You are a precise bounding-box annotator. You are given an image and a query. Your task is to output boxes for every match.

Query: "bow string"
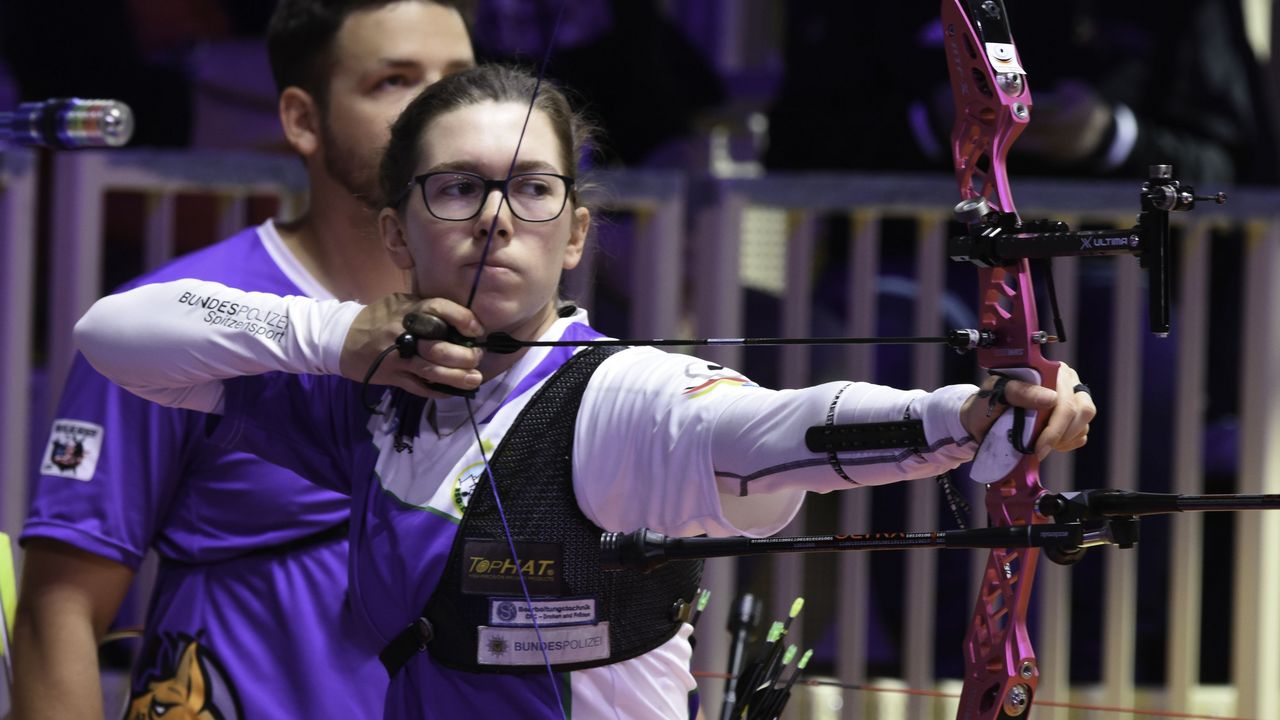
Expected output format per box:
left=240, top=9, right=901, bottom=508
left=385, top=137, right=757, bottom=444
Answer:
left=455, top=2, right=573, bottom=716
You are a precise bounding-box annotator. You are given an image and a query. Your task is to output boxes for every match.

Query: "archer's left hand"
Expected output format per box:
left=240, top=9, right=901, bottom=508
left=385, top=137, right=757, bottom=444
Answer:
left=959, top=363, right=1096, bottom=459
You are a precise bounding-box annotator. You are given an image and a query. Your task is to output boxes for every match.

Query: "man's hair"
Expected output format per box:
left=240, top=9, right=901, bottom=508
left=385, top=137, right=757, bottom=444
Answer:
left=266, top=0, right=470, bottom=105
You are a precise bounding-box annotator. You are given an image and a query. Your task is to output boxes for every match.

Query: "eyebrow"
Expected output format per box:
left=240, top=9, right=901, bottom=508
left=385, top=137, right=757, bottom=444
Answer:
left=373, top=58, right=422, bottom=71
left=423, top=159, right=564, bottom=176
left=372, top=57, right=474, bottom=73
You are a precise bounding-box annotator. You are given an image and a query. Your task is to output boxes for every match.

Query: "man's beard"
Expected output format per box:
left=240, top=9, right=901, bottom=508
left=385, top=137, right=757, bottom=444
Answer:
left=320, top=121, right=380, bottom=207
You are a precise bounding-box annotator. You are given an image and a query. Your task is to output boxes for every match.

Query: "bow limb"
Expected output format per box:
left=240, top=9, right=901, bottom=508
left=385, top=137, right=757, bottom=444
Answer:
left=942, top=1, right=1057, bottom=718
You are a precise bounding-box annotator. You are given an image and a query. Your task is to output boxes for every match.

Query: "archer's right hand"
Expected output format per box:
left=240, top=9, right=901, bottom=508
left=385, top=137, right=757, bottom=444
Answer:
left=340, top=294, right=486, bottom=397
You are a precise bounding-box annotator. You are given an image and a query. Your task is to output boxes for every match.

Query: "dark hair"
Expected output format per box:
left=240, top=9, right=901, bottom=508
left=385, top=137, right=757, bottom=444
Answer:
left=379, top=64, right=596, bottom=211
left=266, top=0, right=470, bottom=105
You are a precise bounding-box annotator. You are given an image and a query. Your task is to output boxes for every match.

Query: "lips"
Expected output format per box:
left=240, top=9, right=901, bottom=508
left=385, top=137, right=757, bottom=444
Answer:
left=463, top=258, right=516, bottom=273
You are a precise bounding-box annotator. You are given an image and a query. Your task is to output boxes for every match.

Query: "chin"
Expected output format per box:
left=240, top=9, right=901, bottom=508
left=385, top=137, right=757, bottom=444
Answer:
left=412, top=279, right=469, bottom=305
left=477, top=304, right=544, bottom=338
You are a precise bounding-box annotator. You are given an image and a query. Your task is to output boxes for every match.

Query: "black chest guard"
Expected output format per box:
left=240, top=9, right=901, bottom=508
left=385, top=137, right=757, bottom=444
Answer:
left=381, top=345, right=703, bottom=676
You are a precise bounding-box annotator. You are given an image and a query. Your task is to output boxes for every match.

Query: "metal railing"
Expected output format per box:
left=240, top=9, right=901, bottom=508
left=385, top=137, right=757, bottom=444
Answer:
left=13, top=151, right=1280, bottom=718
left=690, top=173, right=1280, bottom=719
left=45, top=150, right=310, bottom=403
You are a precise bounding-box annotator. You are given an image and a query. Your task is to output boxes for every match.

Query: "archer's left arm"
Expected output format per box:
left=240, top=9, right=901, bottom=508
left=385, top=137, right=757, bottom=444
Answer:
left=572, top=349, right=1093, bottom=538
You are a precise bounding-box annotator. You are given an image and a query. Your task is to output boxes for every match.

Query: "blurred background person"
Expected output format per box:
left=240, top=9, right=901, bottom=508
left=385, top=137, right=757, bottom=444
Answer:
left=9, top=1, right=474, bottom=718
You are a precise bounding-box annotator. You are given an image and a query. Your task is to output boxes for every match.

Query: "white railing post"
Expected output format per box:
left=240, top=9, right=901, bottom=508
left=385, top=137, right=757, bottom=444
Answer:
left=772, top=210, right=815, bottom=645
left=0, top=148, right=38, bottom=542
left=215, top=193, right=248, bottom=242
left=143, top=192, right=177, bottom=272
left=1101, top=247, right=1144, bottom=713
left=838, top=210, right=880, bottom=720
left=1232, top=218, right=1280, bottom=720
left=609, top=170, right=685, bottom=338
left=1166, top=222, right=1212, bottom=711
left=905, top=214, right=945, bottom=719
left=1036, top=249, right=1080, bottom=720
left=689, top=180, right=744, bottom=717
left=694, top=183, right=744, bottom=370
left=48, top=152, right=108, bottom=402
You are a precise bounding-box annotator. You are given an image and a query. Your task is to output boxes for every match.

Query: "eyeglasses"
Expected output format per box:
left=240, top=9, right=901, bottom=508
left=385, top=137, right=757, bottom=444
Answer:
left=397, top=171, right=575, bottom=223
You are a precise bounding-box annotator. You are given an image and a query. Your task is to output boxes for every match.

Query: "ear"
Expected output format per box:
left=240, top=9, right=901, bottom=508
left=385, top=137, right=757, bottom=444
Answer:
left=380, top=207, right=416, bottom=270
left=174, top=642, right=209, bottom=709
left=279, top=86, right=321, bottom=158
left=562, top=206, right=590, bottom=271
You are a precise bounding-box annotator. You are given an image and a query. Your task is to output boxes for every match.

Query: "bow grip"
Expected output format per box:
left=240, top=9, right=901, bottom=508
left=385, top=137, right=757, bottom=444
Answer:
left=969, top=367, right=1041, bottom=484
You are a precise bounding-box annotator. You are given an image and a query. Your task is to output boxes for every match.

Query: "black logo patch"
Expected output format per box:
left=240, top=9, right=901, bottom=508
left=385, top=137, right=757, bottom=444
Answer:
left=462, top=540, right=565, bottom=596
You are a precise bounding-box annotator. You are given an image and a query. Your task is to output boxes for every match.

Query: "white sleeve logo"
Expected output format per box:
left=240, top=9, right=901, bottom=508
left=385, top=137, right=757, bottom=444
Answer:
left=41, top=419, right=105, bottom=481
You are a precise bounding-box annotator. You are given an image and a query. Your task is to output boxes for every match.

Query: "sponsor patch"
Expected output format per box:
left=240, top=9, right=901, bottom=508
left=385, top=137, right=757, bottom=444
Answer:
left=477, top=622, right=610, bottom=666
left=488, top=598, right=597, bottom=627
left=177, top=290, right=290, bottom=344
left=462, top=540, right=564, bottom=596
left=41, top=419, right=104, bottom=481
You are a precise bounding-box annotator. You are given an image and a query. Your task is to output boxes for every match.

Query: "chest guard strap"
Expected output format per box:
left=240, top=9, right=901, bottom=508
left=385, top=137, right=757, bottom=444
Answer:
left=381, top=346, right=703, bottom=676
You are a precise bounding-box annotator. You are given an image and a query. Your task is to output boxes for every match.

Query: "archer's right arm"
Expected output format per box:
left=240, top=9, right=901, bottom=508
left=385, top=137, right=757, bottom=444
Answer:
left=73, top=279, right=359, bottom=412
left=74, top=279, right=484, bottom=409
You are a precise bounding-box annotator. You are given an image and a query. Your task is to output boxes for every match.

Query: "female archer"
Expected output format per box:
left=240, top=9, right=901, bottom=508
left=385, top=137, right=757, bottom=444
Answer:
left=75, top=64, right=1094, bottom=718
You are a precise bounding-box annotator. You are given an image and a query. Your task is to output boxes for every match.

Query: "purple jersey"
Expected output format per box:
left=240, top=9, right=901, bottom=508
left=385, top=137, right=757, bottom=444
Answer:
left=24, top=222, right=385, bottom=719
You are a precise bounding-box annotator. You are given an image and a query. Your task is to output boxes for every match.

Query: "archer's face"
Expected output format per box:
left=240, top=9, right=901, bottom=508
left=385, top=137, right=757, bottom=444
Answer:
left=381, top=101, right=590, bottom=341
left=318, top=1, right=474, bottom=202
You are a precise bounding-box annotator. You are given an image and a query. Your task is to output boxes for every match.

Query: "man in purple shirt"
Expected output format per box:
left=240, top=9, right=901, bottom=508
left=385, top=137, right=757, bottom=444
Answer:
left=12, top=2, right=474, bottom=718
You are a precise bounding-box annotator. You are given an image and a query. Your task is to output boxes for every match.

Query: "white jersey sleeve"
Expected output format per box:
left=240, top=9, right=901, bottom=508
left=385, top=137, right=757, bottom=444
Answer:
left=74, top=279, right=361, bottom=413
left=573, top=347, right=978, bottom=538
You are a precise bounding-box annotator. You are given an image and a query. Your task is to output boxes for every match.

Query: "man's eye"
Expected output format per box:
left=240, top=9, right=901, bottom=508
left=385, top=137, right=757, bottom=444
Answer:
left=374, top=75, right=411, bottom=91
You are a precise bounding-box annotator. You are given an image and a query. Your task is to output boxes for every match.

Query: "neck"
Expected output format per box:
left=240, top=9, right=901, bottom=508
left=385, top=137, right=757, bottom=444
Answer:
left=276, top=174, right=407, bottom=302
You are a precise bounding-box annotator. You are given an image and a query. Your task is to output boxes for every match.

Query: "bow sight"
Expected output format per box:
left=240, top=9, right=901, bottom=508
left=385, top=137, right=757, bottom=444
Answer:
left=948, top=164, right=1227, bottom=337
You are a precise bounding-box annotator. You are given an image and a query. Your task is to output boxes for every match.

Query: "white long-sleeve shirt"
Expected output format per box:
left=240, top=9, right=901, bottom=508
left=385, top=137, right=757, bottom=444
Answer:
left=75, top=278, right=981, bottom=537
left=75, top=278, right=981, bottom=719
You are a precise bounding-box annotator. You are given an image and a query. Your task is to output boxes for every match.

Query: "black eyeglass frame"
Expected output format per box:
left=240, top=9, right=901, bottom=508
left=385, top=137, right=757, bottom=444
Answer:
left=393, top=171, right=577, bottom=223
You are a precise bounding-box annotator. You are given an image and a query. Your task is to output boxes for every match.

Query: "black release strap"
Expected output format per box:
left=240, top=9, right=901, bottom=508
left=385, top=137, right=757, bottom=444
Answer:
left=804, top=420, right=928, bottom=453
left=380, top=617, right=435, bottom=675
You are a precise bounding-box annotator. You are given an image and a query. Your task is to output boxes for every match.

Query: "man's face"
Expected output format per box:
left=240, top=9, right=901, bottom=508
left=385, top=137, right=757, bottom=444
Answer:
left=319, top=1, right=474, bottom=204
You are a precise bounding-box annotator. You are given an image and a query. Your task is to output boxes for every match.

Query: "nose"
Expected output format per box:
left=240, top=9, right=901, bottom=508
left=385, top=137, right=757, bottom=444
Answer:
left=474, top=188, right=512, bottom=240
